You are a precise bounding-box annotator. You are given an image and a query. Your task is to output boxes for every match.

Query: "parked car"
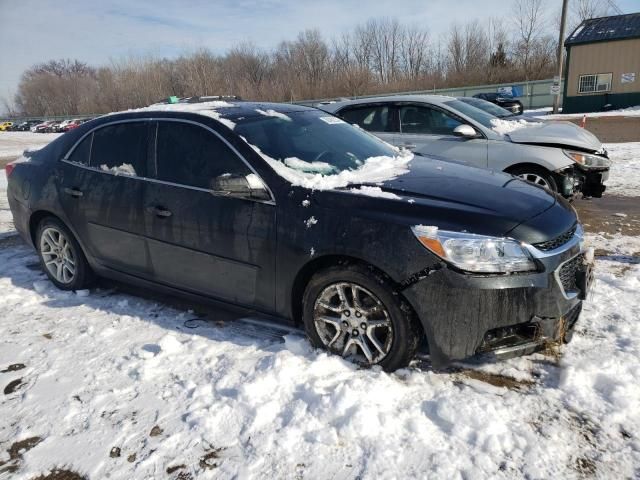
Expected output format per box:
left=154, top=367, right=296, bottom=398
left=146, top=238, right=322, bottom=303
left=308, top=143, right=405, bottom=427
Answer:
left=6, top=101, right=592, bottom=370
left=458, top=96, right=519, bottom=118
left=0, top=121, right=14, bottom=131
left=320, top=95, right=610, bottom=198
left=61, top=119, right=82, bottom=132
left=31, top=121, right=55, bottom=133
left=473, top=92, right=524, bottom=115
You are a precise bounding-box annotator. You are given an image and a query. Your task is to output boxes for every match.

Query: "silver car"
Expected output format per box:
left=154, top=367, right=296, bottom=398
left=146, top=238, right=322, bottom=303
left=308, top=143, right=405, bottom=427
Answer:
left=319, top=95, right=611, bottom=198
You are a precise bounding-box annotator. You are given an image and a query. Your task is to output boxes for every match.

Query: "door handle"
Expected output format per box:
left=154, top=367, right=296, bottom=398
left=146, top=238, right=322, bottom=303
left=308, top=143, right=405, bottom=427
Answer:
left=146, top=205, right=172, bottom=218
left=63, top=187, right=83, bottom=198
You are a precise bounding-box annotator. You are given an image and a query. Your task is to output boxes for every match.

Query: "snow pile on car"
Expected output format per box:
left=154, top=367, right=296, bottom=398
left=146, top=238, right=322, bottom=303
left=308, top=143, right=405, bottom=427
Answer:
left=125, top=101, right=237, bottom=130
left=490, top=118, right=538, bottom=135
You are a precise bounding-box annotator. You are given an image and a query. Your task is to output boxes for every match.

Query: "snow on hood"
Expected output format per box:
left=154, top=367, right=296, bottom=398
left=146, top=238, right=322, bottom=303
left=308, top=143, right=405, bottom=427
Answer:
left=505, top=121, right=602, bottom=151
left=490, top=118, right=539, bottom=135
left=123, top=101, right=237, bottom=130
left=241, top=136, right=412, bottom=191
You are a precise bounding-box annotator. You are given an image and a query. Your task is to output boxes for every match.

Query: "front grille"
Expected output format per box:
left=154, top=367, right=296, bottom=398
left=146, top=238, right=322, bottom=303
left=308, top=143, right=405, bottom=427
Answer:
left=559, top=254, right=583, bottom=293
left=533, top=225, right=577, bottom=251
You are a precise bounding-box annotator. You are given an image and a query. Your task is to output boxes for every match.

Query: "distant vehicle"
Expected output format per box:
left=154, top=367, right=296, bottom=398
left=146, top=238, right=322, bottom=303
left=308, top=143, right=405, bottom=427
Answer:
left=320, top=95, right=610, bottom=198
left=6, top=100, right=591, bottom=370
left=0, top=121, right=14, bottom=131
left=458, top=97, right=519, bottom=118
left=32, top=121, right=56, bottom=133
left=473, top=93, right=523, bottom=115
left=62, top=119, right=82, bottom=132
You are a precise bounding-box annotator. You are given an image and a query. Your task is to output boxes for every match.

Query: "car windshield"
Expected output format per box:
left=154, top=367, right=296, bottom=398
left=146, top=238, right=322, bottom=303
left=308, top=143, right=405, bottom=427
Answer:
left=458, top=97, right=514, bottom=118
left=443, top=100, right=499, bottom=129
left=234, top=110, right=398, bottom=175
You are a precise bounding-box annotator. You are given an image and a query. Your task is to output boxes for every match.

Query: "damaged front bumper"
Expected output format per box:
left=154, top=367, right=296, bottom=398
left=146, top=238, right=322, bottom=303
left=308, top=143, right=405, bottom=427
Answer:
left=402, top=227, right=593, bottom=368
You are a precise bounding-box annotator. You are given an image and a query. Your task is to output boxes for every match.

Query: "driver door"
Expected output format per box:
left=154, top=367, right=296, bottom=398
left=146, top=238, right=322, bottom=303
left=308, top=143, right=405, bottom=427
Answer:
left=396, top=103, right=488, bottom=168
left=143, top=120, right=276, bottom=311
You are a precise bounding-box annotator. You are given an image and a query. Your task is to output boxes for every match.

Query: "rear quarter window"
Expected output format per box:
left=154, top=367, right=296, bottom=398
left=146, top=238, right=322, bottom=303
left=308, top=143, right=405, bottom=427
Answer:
left=67, top=134, right=92, bottom=165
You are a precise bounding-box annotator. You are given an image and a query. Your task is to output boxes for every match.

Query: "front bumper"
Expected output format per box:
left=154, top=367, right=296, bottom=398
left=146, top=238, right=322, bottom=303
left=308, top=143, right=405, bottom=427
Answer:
left=402, top=231, right=591, bottom=367
left=555, top=166, right=609, bottom=198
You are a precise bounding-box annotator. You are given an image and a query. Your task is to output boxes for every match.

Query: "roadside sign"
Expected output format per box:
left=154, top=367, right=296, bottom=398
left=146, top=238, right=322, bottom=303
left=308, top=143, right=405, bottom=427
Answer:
left=551, top=84, right=561, bottom=95
left=621, top=73, right=636, bottom=84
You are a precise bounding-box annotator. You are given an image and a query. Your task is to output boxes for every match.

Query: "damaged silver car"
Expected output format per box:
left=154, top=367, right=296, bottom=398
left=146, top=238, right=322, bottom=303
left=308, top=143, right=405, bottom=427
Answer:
left=320, top=95, right=611, bottom=198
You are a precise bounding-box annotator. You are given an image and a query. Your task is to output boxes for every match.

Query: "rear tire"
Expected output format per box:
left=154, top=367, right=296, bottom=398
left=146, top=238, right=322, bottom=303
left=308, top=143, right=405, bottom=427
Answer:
left=302, top=264, right=420, bottom=371
left=507, top=165, right=558, bottom=192
left=36, top=217, right=93, bottom=291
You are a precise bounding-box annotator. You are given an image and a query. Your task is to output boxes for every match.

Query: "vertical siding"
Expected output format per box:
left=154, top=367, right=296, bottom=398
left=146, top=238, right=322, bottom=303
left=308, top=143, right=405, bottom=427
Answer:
left=566, top=38, right=640, bottom=97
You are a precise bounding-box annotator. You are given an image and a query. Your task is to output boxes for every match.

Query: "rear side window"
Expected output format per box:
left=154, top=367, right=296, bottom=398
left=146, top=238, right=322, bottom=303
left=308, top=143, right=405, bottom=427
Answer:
left=155, top=121, right=251, bottom=189
left=399, top=105, right=462, bottom=135
left=90, top=122, right=148, bottom=177
left=67, top=134, right=92, bottom=165
left=339, top=105, right=395, bottom=133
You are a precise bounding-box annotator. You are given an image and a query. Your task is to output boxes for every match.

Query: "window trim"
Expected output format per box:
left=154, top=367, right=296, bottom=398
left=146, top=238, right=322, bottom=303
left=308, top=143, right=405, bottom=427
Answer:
left=61, top=117, right=275, bottom=205
left=578, top=72, right=613, bottom=94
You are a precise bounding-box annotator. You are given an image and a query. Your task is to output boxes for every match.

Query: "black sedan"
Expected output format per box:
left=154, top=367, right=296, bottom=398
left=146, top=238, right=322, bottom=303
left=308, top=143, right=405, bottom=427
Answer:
left=5, top=100, right=592, bottom=370
left=473, top=92, right=524, bottom=115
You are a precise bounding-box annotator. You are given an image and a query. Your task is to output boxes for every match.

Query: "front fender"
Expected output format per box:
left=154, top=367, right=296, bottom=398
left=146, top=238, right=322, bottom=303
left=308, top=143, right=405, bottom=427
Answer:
left=488, top=141, right=575, bottom=173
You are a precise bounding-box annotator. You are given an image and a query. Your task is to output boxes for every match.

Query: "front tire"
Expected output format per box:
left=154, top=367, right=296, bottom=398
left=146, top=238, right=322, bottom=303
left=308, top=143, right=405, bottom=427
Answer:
left=36, top=217, right=93, bottom=291
left=507, top=165, right=558, bottom=192
left=302, top=264, right=420, bottom=371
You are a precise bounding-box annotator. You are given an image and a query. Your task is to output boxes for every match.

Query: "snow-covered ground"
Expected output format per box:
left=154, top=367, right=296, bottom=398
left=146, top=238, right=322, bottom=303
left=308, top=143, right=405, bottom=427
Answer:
left=603, top=142, right=640, bottom=197
left=525, top=105, right=640, bottom=121
left=1, top=132, right=640, bottom=479
left=0, top=132, right=61, bottom=158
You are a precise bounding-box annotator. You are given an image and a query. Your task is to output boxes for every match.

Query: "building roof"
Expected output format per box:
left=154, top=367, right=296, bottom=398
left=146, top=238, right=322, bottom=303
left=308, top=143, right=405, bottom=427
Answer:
left=565, top=12, right=640, bottom=46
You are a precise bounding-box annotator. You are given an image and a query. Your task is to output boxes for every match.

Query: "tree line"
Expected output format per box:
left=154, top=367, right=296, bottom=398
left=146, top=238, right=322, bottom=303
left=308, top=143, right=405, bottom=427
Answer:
left=3, top=0, right=621, bottom=117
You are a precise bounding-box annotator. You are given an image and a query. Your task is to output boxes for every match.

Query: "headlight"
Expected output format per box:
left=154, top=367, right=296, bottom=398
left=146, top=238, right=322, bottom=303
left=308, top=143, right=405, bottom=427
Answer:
left=411, top=226, right=536, bottom=273
left=563, top=150, right=611, bottom=169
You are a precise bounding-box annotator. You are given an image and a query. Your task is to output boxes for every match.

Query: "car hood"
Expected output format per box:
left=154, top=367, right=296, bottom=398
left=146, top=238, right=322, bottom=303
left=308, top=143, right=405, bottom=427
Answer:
left=506, top=121, right=602, bottom=151
left=322, top=157, right=573, bottom=242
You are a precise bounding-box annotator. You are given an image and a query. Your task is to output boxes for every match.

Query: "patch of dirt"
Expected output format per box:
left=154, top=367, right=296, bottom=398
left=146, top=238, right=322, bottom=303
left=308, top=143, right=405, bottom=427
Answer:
left=43, top=333, right=53, bottom=339
left=199, top=447, right=226, bottom=470
left=0, top=436, right=42, bottom=474
left=574, top=196, right=640, bottom=237
left=553, top=116, right=640, bottom=143
left=149, top=425, right=163, bottom=437
left=4, top=378, right=24, bottom=394
left=458, top=369, right=534, bottom=390
left=30, top=469, right=86, bottom=480
left=574, top=456, right=598, bottom=477
left=109, top=447, right=121, bottom=458
left=1, top=363, right=26, bottom=373
left=127, top=453, right=136, bottom=463
left=167, top=464, right=187, bottom=474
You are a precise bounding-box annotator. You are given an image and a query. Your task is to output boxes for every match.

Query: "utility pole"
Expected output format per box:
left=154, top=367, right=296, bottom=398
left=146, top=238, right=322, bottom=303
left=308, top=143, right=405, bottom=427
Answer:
left=553, top=0, right=570, bottom=114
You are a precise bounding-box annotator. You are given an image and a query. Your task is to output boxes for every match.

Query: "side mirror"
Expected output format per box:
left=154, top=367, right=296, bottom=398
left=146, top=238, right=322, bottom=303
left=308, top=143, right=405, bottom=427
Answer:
left=210, top=174, right=271, bottom=201
left=453, top=124, right=478, bottom=138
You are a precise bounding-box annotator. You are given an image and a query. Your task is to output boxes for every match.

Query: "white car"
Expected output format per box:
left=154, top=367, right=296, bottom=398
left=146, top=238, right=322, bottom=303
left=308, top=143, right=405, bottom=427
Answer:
left=319, top=95, right=611, bottom=198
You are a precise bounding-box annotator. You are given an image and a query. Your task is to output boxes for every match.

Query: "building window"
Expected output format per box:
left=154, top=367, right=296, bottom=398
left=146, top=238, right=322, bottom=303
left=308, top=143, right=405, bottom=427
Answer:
left=578, top=73, right=612, bottom=94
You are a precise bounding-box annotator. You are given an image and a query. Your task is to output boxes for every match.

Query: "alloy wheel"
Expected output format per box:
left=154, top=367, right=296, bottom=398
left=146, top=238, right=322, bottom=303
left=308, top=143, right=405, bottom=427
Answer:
left=40, top=227, right=76, bottom=284
left=313, top=282, right=393, bottom=365
left=517, top=173, right=551, bottom=189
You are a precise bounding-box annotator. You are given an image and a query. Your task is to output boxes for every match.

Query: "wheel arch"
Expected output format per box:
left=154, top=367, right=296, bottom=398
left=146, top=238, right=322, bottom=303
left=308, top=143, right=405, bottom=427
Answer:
left=289, top=254, right=421, bottom=331
left=28, top=210, right=90, bottom=261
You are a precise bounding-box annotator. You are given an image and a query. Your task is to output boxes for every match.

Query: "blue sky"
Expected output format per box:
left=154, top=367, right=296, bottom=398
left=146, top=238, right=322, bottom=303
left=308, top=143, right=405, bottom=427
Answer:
left=0, top=0, right=638, bottom=100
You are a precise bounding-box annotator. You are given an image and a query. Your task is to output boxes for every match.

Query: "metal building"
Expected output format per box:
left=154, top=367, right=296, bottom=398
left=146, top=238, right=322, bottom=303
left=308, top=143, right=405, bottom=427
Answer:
left=562, top=12, right=640, bottom=113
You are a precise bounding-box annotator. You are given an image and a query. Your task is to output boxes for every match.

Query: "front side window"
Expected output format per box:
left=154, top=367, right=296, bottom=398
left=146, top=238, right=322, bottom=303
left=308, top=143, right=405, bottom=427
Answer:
left=155, top=121, right=251, bottom=189
left=399, top=105, right=462, bottom=135
left=339, top=105, right=395, bottom=133
left=90, top=122, right=148, bottom=177
left=578, top=73, right=612, bottom=94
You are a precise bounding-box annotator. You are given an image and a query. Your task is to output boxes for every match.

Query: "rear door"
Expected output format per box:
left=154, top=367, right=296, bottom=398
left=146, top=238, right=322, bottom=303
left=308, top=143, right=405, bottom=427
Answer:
left=58, top=121, right=152, bottom=275
left=143, top=119, right=276, bottom=310
left=396, top=103, right=488, bottom=167
left=336, top=103, right=399, bottom=145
